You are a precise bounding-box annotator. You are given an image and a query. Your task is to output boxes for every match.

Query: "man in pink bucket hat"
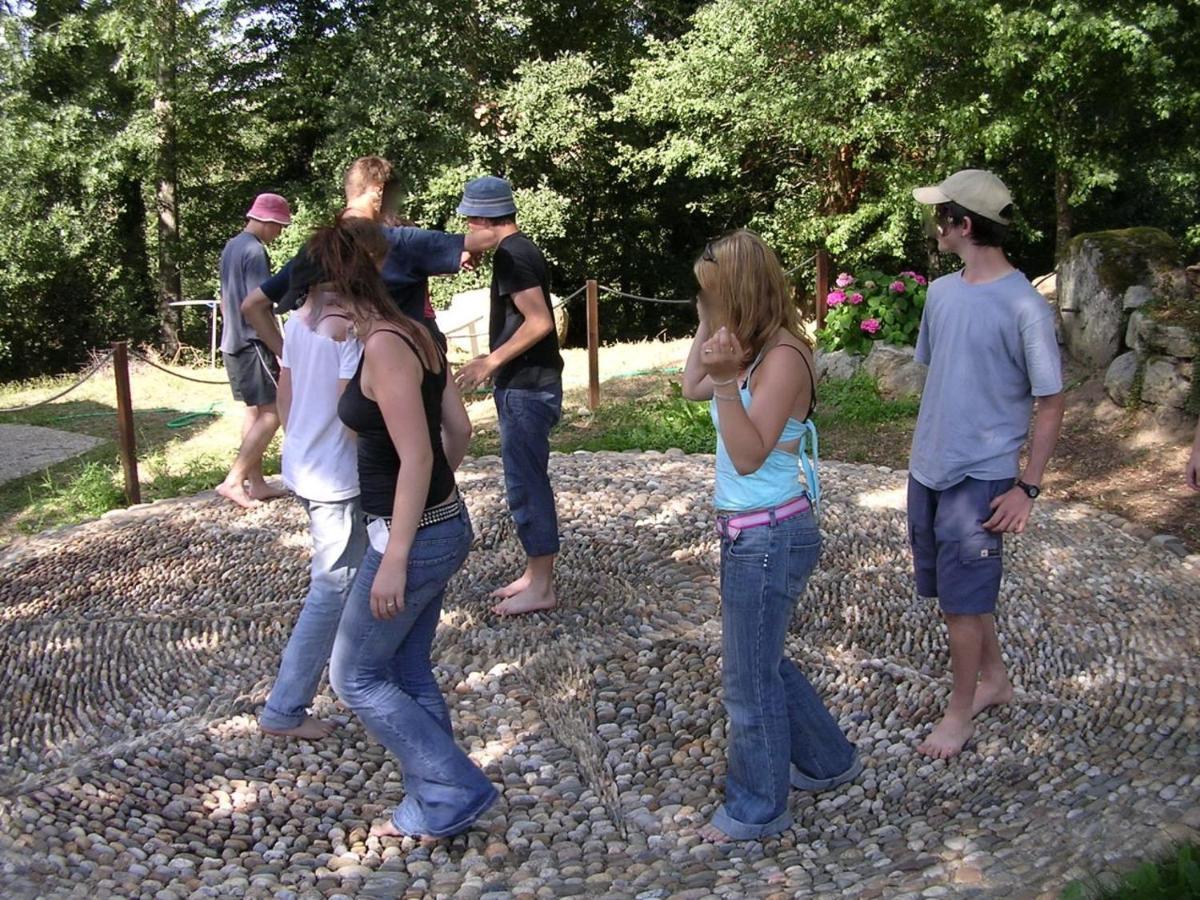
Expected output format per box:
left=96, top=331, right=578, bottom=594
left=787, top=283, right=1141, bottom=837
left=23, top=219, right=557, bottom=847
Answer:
left=216, top=192, right=293, bottom=508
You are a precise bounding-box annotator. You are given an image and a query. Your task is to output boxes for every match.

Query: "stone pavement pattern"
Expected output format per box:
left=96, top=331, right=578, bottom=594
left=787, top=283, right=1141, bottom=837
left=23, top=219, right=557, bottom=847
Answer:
left=0, top=453, right=1197, bottom=899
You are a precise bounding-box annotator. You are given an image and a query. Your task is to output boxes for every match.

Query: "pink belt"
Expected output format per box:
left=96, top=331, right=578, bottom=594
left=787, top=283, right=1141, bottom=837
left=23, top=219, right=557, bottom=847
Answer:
left=716, top=495, right=811, bottom=541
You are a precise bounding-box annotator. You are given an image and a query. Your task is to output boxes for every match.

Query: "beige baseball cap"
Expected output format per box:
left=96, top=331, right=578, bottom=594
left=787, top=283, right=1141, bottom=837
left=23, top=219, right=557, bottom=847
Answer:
left=913, top=169, right=1013, bottom=224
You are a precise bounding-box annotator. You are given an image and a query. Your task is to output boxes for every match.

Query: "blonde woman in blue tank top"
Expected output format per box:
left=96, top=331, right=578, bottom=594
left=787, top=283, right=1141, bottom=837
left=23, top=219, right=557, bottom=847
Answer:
left=682, top=230, right=860, bottom=843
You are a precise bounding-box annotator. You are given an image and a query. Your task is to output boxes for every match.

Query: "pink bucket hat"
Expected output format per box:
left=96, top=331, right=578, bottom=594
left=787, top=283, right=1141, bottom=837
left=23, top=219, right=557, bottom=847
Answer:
left=245, top=193, right=292, bottom=225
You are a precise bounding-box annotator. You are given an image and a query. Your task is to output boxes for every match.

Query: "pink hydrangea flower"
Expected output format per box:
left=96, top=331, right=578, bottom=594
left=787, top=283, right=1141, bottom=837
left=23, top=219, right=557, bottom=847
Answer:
left=848, top=292, right=864, bottom=305
left=913, top=274, right=928, bottom=286
left=899, top=269, right=916, bottom=278
left=889, top=280, right=906, bottom=293
left=826, top=290, right=846, bottom=307
left=835, top=272, right=855, bottom=288
left=860, top=318, right=881, bottom=334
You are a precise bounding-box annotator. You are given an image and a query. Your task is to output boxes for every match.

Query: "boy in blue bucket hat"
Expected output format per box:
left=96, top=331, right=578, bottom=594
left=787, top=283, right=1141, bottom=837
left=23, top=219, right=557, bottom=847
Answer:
left=454, top=176, right=564, bottom=616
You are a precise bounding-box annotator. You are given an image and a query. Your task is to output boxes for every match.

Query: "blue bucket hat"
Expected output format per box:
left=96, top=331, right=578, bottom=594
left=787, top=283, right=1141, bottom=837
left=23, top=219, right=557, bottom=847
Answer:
left=456, top=175, right=517, bottom=218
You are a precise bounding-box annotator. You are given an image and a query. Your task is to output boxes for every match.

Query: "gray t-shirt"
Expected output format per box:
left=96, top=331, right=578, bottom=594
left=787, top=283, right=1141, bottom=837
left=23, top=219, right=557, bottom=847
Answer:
left=910, top=269, right=1062, bottom=491
left=219, top=230, right=271, bottom=354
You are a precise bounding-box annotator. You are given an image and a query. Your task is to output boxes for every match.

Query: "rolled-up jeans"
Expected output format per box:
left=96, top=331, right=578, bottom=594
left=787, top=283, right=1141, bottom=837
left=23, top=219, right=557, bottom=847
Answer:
left=494, top=383, right=562, bottom=557
left=329, top=505, right=497, bottom=837
left=260, top=495, right=366, bottom=731
left=712, top=507, right=858, bottom=840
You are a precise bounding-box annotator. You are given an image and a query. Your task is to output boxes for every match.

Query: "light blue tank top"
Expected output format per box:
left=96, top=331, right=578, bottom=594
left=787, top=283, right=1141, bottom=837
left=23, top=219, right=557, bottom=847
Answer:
left=710, top=347, right=821, bottom=513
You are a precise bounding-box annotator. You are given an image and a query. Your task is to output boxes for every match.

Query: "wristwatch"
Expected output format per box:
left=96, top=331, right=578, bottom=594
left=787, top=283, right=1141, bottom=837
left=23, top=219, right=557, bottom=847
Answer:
left=1016, top=479, right=1040, bottom=500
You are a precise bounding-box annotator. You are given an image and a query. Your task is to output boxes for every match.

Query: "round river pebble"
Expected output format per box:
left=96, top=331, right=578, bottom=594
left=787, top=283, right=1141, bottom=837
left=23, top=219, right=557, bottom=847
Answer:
left=0, top=453, right=1197, bottom=898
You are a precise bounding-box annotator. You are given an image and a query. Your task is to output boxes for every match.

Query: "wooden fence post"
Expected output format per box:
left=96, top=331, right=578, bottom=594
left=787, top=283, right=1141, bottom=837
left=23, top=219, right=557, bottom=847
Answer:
left=586, top=279, right=600, bottom=411
left=815, top=249, right=831, bottom=331
left=112, top=341, right=141, bottom=506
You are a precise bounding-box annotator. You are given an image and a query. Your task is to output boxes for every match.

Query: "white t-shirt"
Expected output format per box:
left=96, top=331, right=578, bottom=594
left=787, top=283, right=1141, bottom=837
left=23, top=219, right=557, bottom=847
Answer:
left=280, top=311, right=362, bottom=502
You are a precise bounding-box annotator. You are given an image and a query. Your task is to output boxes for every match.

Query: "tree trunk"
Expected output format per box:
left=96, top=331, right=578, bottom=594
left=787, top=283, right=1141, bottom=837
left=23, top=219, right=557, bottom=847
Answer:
left=155, top=0, right=181, bottom=352
left=1054, top=165, right=1074, bottom=261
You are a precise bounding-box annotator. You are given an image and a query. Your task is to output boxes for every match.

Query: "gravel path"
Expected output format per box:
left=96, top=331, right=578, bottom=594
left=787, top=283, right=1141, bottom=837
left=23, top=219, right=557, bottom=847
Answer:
left=0, top=425, right=103, bottom=487
left=1, top=452, right=1197, bottom=899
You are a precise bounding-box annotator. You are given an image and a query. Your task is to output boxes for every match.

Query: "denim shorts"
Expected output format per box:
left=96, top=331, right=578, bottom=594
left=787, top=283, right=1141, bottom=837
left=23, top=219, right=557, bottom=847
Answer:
left=907, top=475, right=1013, bottom=615
left=223, top=339, right=278, bottom=407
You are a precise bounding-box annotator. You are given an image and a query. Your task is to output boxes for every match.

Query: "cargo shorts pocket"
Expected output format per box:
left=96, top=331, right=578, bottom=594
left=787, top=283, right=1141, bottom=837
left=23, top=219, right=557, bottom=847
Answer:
left=957, top=532, right=1002, bottom=565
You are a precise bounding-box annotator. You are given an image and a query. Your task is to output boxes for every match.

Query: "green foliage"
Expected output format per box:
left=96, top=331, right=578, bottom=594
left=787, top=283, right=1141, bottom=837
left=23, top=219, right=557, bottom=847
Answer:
left=21, top=461, right=127, bottom=533
left=559, top=380, right=715, bottom=453
left=819, top=270, right=927, bottom=355
left=813, top=374, right=920, bottom=425
left=1062, top=844, right=1200, bottom=900
left=2, top=0, right=1198, bottom=379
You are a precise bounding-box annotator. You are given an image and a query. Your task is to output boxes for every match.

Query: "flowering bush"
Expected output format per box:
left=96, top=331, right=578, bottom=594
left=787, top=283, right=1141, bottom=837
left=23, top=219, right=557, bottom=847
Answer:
left=818, top=269, right=928, bottom=355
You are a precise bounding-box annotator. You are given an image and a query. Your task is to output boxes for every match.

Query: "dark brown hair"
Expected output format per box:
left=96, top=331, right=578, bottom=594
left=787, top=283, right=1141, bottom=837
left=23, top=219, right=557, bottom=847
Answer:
left=306, top=216, right=441, bottom=372
left=936, top=201, right=1011, bottom=247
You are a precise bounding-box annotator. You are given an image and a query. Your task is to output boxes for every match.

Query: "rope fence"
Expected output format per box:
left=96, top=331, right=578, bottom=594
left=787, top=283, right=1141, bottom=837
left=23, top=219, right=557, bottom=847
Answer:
left=128, top=350, right=230, bottom=385
left=0, top=249, right=832, bottom=508
left=0, top=351, right=115, bottom=415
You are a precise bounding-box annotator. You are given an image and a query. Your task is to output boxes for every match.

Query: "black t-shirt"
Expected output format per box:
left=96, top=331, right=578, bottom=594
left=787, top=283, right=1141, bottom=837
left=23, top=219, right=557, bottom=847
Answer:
left=336, top=331, right=455, bottom=518
left=489, top=233, right=563, bottom=390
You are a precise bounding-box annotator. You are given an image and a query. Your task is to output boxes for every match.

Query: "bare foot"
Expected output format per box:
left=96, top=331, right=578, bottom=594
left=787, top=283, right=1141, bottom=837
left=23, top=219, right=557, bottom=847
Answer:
left=246, top=479, right=289, bottom=502
left=260, top=716, right=334, bottom=740
left=492, top=583, right=557, bottom=616
left=369, top=819, right=438, bottom=844
left=971, top=676, right=1014, bottom=717
left=488, top=572, right=531, bottom=600
left=697, top=822, right=733, bottom=844
left=217, top=481, right=260, bottom=509
left=917, top=713, right=975, bottom=759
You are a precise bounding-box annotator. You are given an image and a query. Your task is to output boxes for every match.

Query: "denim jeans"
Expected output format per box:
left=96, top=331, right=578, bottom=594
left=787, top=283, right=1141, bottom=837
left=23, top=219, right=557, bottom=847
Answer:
left=494, top=384, right=562, bottom=557
left=712, top=508, right=858, bottom=840
left=260, top=496, right=366, bottom=731
left=328, top=506, right=497, bottom=837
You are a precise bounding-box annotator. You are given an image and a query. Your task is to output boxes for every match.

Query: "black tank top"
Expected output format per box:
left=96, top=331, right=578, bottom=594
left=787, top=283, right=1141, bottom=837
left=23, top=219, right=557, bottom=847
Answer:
left=337, top=329, right=455, bottom=517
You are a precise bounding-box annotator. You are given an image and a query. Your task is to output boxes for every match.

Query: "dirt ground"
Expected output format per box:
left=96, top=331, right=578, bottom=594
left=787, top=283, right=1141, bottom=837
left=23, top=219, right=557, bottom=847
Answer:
left=1044, top=367, right=1199, bottom=552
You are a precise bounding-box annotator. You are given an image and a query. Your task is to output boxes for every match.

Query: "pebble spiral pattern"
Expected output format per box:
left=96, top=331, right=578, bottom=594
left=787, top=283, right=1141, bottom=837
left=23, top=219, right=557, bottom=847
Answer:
left=1, top=452, right=1197, bottom=899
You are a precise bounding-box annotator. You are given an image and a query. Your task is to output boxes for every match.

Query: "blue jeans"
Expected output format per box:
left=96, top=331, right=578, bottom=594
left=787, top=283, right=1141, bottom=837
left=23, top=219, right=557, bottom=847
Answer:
left=328, top=506, right=497, bottom=837
left=494, top=384, right=562, bottom=557
left=712, top=509, right=858, bottom=840
left=260, top=496, right=366, bottom=731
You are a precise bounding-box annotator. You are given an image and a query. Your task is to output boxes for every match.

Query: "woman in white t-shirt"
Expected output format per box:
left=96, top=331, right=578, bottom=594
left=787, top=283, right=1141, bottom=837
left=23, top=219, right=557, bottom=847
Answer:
left=258, top=223, right=383, bottom=740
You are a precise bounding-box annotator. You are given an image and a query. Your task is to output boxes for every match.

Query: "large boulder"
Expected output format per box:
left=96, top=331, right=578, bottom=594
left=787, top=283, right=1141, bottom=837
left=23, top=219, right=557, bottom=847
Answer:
left=862, top=343, right=927, bottom=400
left=1126, top=310, right=1198, bottom=359
left=1103, top=351, right=1140, bottom=407
left=1141, top=357, right=1192, bottom=410
left=438, top=287, right=569, bottom=357
left=1057, top=228, right=1181, bottom=368
left=815, top=348, right=865, bottom=382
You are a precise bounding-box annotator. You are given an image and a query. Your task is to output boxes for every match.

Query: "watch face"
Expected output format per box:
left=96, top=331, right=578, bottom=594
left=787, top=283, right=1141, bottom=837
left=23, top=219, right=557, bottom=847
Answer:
left=1020, top=482, right=1040, bottom=499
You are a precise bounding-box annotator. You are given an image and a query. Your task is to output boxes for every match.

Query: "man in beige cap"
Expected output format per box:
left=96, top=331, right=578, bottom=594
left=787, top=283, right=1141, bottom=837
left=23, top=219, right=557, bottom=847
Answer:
left=907, top=169, right=1065, bottom=759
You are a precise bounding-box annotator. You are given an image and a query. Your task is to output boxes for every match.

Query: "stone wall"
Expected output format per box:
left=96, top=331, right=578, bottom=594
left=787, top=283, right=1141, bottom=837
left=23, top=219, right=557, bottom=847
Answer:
left=815, top=344, right=926, bottom=400
left=1057, top=228, right=1184, bottom=370
left=1069, top=234, right=1200, bottom=425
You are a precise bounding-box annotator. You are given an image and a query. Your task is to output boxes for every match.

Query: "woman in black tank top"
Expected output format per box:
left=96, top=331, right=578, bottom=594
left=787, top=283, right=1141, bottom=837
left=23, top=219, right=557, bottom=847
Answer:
left=295, top=216, right=497, bottom=839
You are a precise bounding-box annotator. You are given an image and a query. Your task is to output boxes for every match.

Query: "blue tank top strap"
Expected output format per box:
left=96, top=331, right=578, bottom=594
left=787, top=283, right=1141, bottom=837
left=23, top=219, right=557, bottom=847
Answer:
left=796, top=418, right=821, bottom=509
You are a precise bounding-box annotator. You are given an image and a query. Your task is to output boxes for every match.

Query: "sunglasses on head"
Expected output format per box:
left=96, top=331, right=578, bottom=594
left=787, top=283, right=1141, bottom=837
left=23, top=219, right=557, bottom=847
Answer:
left=702, top=238, right=721, bottom=263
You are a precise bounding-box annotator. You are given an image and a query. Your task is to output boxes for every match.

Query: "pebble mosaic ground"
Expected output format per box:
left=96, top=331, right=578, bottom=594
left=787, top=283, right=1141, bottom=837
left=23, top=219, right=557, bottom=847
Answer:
left=1, top=452, right=1197, bottom=899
